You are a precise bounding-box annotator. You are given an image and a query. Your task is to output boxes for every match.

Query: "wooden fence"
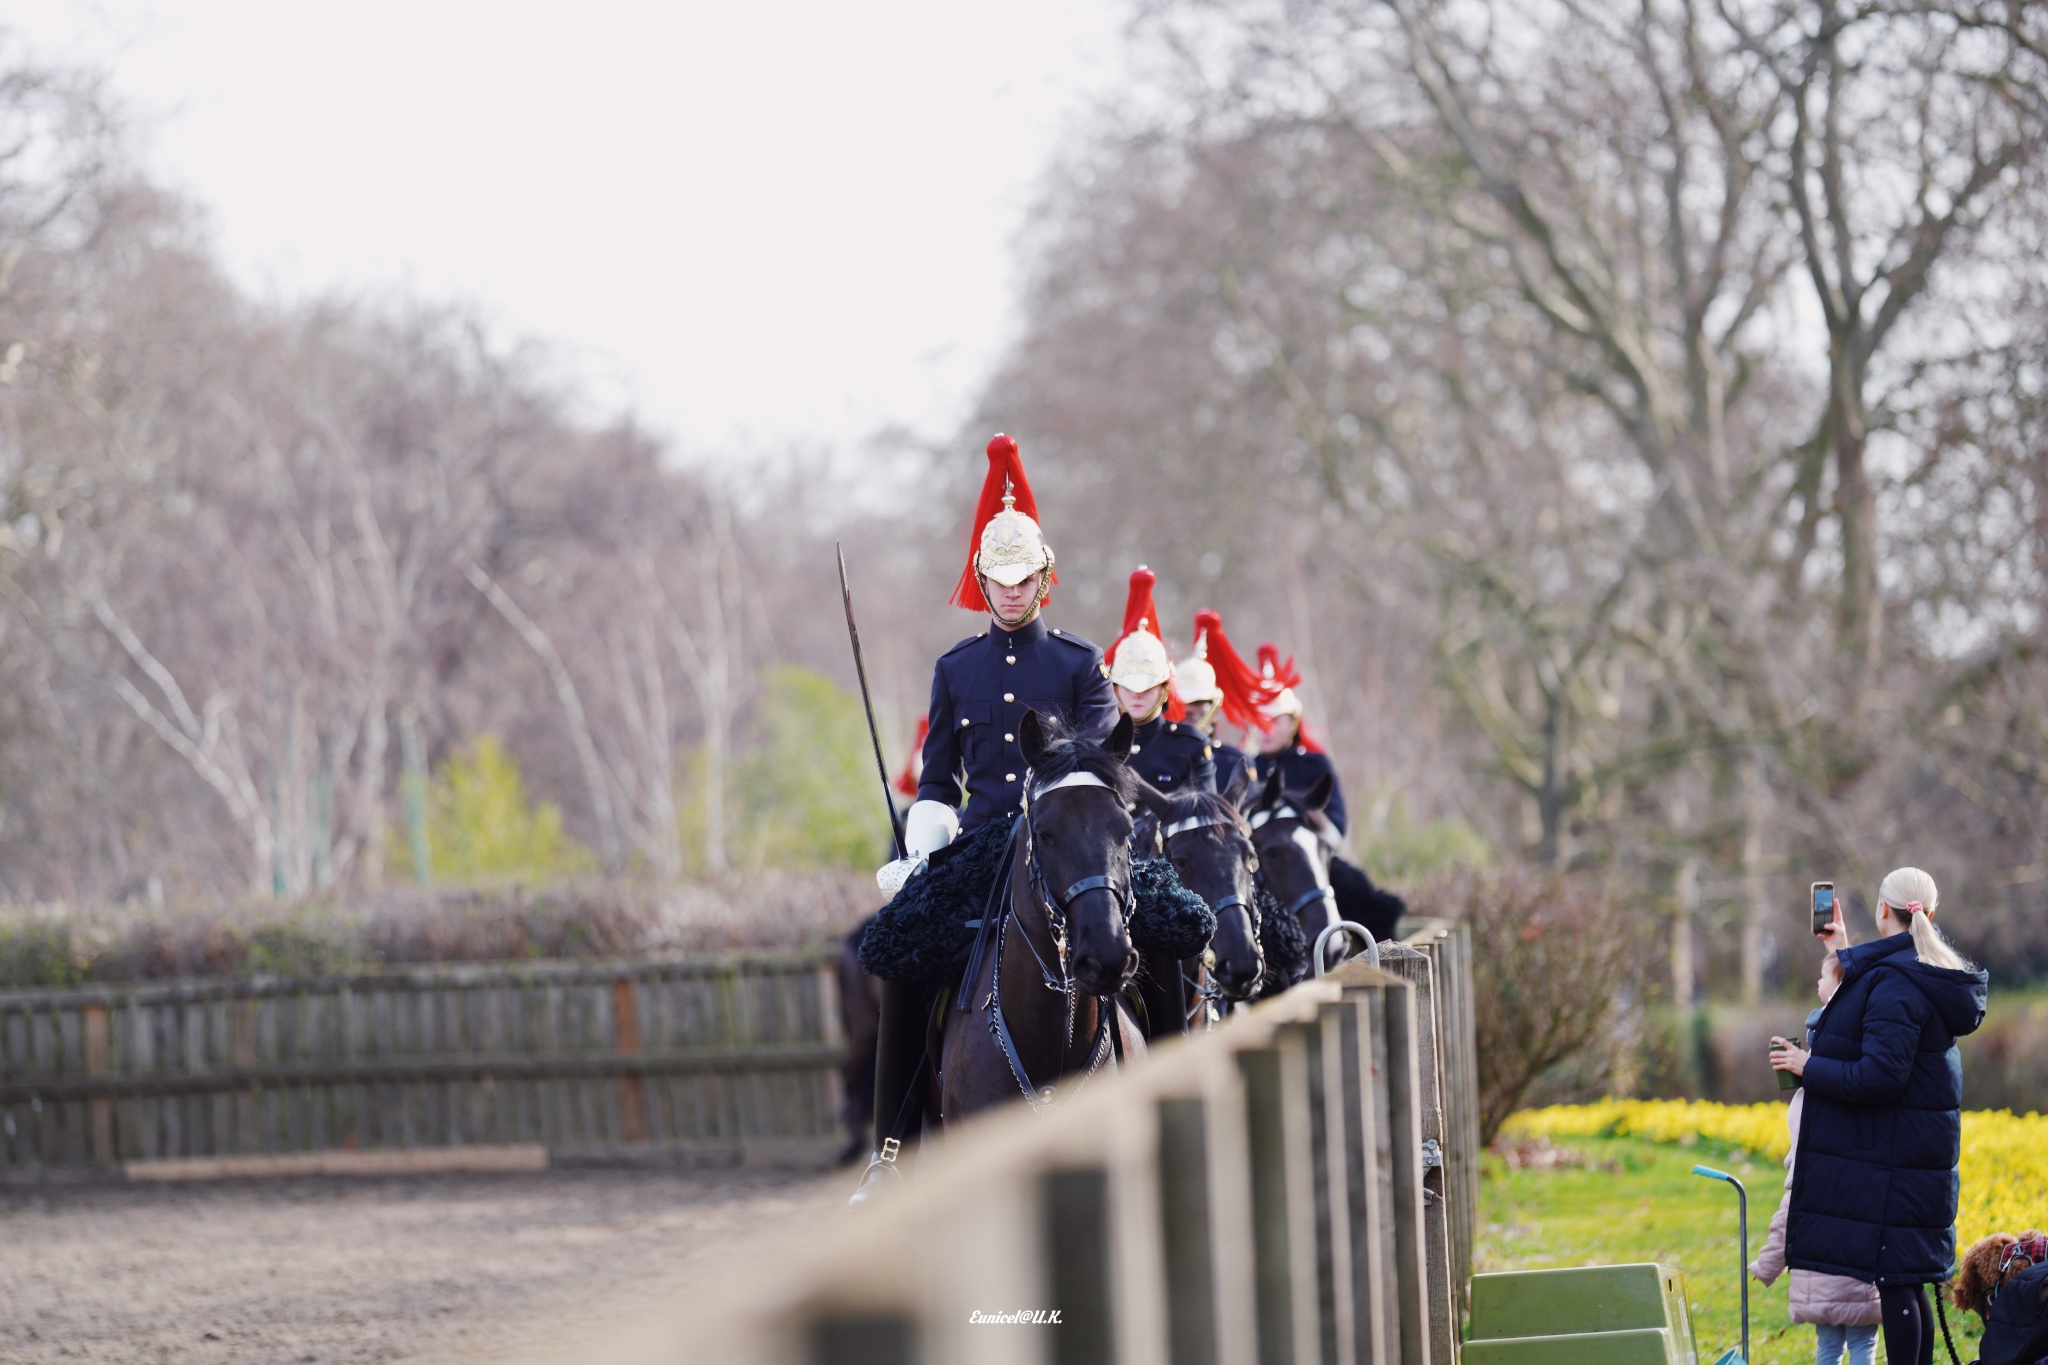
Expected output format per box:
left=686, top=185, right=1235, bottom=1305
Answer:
left=0, top=954, right=845, bottom=1174
left=573, top=922, right=1481, bottom=1365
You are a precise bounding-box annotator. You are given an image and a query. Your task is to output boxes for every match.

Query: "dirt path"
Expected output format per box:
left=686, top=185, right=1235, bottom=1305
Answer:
left=0, top=1165, right=846, bottom=1364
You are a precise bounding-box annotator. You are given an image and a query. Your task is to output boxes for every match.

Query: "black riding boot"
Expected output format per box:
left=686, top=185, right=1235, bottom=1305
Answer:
left=848, top=977, right=935, bottom=1207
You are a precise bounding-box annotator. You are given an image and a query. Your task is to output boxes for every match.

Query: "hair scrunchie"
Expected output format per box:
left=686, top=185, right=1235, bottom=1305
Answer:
left=1906, top=900, right=1926, bottom=915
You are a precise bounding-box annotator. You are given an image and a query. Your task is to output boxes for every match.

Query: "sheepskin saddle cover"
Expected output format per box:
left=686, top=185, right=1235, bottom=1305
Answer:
left=858, top=816, right=1218, bottom=984
left=1255, top=884, right=1312, bottom=996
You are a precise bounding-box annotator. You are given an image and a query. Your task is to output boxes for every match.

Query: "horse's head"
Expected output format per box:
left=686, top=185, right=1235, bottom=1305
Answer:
left=1246, top=763, right=1341, bottom=948
left=1135, top=762, right=1264, bottom=1001
left=1019, top=709, right=1139, bottom=998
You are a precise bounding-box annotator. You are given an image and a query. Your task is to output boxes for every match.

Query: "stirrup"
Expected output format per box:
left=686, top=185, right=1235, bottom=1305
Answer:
left=847, top=1137, right=904, bottom=1209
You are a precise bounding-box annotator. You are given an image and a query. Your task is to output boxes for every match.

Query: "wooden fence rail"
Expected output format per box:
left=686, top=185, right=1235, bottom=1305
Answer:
left=0, top=954, right=845, bottom=1173
left=588, top=924, right=1481, bottom=1365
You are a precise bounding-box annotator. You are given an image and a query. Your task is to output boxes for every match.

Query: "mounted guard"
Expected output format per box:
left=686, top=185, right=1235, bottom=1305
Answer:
left=1106, top=567, right=1214, bottom=812
left=1248, top=641, right=1406, bottom=957
left=851, top=436, right=1207, bottom=1204
left=1250, top=642, right=1348, bottom=834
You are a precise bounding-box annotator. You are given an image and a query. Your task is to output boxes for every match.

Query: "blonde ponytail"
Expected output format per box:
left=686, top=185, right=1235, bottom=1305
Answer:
left=1877, top=865, right=1971, bottom=971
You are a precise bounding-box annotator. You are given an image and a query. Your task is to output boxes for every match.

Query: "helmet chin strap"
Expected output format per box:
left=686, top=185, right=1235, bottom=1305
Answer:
left=984, top=570, right=1051, bottom=629
left=1127, top=690, right=1169, bottom=725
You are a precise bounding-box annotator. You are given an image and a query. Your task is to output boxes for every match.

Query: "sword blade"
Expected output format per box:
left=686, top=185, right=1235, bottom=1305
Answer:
left=837, top=541, right=908, bottom=861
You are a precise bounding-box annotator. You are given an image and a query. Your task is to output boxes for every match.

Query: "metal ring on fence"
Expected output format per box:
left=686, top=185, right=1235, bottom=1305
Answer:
left=1313, top=920, right=1381, bottom=974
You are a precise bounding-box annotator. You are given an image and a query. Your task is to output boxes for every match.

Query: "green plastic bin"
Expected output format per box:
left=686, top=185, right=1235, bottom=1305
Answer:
left=1464, top=1263, right=1700, bottom=1365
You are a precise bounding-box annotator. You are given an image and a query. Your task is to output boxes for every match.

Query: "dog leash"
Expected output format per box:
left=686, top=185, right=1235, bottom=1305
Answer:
left=1935, top=1277, right=1962, bottom=1365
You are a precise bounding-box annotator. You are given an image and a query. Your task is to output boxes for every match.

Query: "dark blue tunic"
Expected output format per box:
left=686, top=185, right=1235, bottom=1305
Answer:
left=1128, top=715, right=1216, bottom=794
left=1252, top=744, right=1348, bottom=835
left=916, top=615, right=1118, bottom=833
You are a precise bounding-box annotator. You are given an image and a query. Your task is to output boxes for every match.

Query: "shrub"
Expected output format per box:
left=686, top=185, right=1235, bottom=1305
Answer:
left=397, top=735, right=593, bottom=881
left=734, top=665, right=890, bottom=870
left=1408, top=862, right=1648, bottom=1145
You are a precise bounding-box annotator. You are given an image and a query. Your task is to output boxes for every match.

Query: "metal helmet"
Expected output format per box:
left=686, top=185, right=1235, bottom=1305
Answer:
left=1106, top=567, right=1176, bottom=693
left=975, top=496, right=1055, bottom=587
left=1175, top=623, right=1225, bottom=706
left=951, top=434, right=1055, bottom=608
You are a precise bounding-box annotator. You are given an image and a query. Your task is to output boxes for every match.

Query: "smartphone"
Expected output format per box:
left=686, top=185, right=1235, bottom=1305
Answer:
left=1810, top=882, right=1837, bottom=937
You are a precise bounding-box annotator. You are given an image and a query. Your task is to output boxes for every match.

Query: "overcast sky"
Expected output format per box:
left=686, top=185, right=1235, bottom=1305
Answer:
left=12, top=2, right=1123, bottom=462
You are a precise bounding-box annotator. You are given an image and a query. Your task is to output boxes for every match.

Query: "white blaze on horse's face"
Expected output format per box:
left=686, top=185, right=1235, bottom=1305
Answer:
left=1290, top=825, right=1332, bottom=891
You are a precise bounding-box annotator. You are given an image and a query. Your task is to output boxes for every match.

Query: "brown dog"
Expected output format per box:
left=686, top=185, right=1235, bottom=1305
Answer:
left=1955, top=1230, right=2048, bottom=1318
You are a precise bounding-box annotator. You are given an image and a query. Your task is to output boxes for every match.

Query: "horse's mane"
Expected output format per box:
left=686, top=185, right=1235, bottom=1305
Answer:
left=1249, top=780, right=1340, bottom=847
left=1157, top=787, right=1247, bottom=837
left=1029, top=712, right=1140, bottom=805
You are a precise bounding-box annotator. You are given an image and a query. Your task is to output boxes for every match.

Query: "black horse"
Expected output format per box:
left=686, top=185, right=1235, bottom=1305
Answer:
left=1245, top=765, right=1406, bottom=986
left=939, top=711, right=1148, bottom=1121
left=1130, top=763, right=1264, bottom=1035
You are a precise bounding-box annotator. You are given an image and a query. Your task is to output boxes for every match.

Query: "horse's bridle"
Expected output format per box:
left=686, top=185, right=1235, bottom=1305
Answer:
left=1250, top=803, right=1339, bottom=921
left=1161, top=807, right=1262, bottom=933
left=986, top=768, right=1131, bottom=1112
left=1161, top=804, right=1262, bottom=1023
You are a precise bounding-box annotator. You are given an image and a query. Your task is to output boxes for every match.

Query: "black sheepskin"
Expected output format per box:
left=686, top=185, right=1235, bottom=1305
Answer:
left=1129, top=859, right=1216, bottom=960
left=857, top=815, right=1014, bottom=984
left=858, top=816, right=1219, bottom=984
left=1255, top=884, right=1311, bottom=997
left=1330, top=856, right=1406, bottom=943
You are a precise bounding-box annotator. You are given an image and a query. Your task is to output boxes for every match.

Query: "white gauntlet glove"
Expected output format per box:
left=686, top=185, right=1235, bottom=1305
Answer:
left=875, top=800, right=961, bottom=893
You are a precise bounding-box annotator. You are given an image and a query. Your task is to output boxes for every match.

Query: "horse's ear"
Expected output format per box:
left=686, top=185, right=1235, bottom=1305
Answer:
left=1222, top=759, right=1252, bottom=809
left=1301, top=772, right=1334, bottom=815
left=1104, top=712, right=1135, bottom=759
left=1020, top=709, right=1049, bottom=768
left=1254, top=762, right=1284, bottom=811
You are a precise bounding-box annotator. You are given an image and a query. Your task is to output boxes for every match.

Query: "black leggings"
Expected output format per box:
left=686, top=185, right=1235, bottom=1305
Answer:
left=1879, top=1283, right=1933, bottom=1365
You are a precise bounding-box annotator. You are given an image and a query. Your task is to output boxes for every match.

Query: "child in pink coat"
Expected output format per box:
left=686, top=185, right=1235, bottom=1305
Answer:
left=1750, top=971, right=1883, bottom=1365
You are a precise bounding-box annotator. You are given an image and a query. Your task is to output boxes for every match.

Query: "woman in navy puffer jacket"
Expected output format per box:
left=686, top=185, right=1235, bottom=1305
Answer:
left=1770, top=867, right=1989, bottom=1365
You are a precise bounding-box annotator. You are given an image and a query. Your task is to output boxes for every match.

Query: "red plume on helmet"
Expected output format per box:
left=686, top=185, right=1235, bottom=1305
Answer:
left=1193, top=610, right=1275, bottom=730
left=1108, top=566, right=1184, bottom=720
left=1256, top=642, right=1302, bottom=690
left=1115, top=566, right=1160, bottom=650
left=893, top=716, right=929, bottom=798
left=1257, top=640, right=1323, bottom=752
left=949, top=433, right=1054, bottom=612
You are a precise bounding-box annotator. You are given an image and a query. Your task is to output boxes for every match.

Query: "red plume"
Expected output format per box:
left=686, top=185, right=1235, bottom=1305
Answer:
left=1256, top=641, right=1322, bottom=752
left=1256, top=642, right=1302, bottom=690
left=1115, top=566, right=1159, bottom=647
left=893, top=716, right=929, bottom=798
left=1109, top=566, right=1185, bottom=720
left=948, top=433, right=1054, bottom=612
left=1194, top=610, right=1277, bottom=730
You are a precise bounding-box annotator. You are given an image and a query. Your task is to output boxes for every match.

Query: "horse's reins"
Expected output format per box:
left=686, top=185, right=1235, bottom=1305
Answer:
left=985, top=769, right=1130, bottom=1113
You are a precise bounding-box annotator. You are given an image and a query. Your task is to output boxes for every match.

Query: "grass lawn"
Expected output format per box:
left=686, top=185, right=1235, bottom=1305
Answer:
left=1479, top=1135, right=1985, bottom=1365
